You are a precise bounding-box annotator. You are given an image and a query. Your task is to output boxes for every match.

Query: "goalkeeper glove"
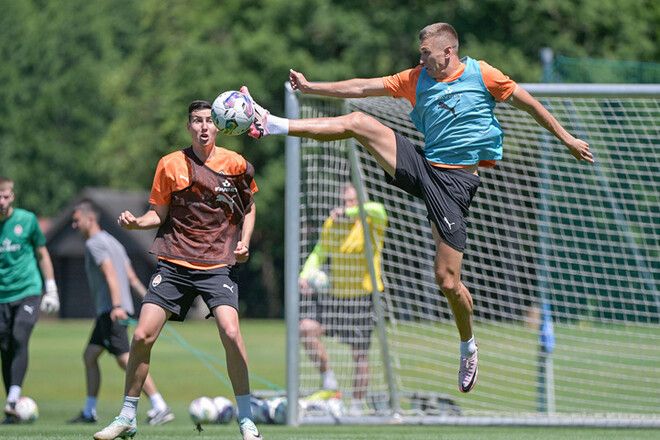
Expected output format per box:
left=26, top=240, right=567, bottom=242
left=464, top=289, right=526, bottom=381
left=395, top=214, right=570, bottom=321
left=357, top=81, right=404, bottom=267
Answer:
left=40, top=279, right=60, bottom=314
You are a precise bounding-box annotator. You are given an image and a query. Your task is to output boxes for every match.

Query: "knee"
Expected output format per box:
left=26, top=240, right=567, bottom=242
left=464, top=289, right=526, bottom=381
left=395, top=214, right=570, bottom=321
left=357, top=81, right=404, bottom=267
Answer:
left=434, top=270, right=461, bottom=299
left=219, top=325, right=241, bottom=347
left=131, top=328, right=157, bottom=350
left=344, top=112, right=373, bottom=134
left=299, top=319, right=321, bottom=338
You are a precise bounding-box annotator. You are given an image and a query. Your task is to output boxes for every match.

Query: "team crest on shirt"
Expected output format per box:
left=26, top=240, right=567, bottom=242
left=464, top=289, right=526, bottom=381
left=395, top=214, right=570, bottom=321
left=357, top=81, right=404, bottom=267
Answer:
left=14, top=225, right=23, bottom=236
left=151, top=274, right=162, bottom=288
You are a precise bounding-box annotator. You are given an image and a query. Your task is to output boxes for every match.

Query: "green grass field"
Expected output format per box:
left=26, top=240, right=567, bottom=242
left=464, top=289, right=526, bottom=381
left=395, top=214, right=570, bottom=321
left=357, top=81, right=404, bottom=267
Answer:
left=8, top=319, right=658, bottom=439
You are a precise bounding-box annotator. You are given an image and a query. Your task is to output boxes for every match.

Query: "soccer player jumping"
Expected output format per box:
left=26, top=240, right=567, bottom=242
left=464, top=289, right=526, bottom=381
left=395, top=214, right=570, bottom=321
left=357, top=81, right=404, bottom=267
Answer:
left=242, top=22, right=593, bottom=394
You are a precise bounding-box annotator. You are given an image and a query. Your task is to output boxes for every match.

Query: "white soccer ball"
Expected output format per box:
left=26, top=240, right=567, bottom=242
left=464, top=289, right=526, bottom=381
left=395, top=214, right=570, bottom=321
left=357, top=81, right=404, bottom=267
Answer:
left=189, top=396, right=218, bottom=424
left=305, top=268, right=329, bottom=293
left=15, top=396, right=38, bottom=423
left=212, top=396, right=236, bottom=424
left=266, top=397, right=287, bottom=424
left=211, top=90, right=255, bottom=136
left=250, top=396, right=271, bottom=424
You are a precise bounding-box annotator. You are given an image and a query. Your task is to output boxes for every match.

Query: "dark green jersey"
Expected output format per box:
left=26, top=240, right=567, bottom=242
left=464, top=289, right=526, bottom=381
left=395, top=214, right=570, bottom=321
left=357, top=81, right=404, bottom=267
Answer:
left=0, top=208, right=46, bottom=302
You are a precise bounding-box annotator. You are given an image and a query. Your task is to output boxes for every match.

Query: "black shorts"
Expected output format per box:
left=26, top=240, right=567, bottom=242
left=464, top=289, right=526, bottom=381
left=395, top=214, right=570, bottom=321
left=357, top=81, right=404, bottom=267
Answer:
left=143, top=260, right=239, bottom=321
left=385, top=132, right=481, bottom=252
left=301, top=293, right=374, bottom=351
left=0, top=295, right=41, bottom=350
left=88, top=312, right=130, bottom=356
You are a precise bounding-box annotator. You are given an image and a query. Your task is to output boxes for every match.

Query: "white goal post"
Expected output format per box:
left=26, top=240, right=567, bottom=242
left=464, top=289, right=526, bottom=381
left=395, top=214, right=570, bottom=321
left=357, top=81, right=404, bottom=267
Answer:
left=283, top=83, right=660, bottom=427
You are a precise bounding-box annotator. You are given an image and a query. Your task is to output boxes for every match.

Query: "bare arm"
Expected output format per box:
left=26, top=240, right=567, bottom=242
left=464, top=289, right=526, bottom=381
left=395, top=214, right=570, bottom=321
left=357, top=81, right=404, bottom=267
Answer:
left=125, top=262, right=147, bottom=299
left=99, top=259, right=127, bottom=322
left=506, top=85, right=594, bottom=163
left=117, top=204, right=169, bottom=230
left=35, top=246, right=55, bottom=282
left=289, top=69, right=391, bottom=98
left=235, top=203, right=255, bottom=264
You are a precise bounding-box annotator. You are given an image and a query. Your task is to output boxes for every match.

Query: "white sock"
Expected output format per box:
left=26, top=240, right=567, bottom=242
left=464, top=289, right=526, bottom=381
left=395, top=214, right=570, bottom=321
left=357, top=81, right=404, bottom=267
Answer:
left=148, top=392, right=167, bottom=412
left=350, top=398, right=365, bottom=413
left=7, top=386, right=21, bottom=404
left=321, top=370, right=338, bottom=391
left=460, top=336, right=477, bottom=357
left=235, top=394, right=252, bottom=421
left=266, top=114, right=289, bottom=135
left=119, top=396, right=139, bottom=421
left=83, top=396, right=97, bottom=417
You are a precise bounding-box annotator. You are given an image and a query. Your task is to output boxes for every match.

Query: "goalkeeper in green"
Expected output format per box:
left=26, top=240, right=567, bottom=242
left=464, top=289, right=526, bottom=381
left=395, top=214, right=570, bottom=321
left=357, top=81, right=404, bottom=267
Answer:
left=298, top=184, right=387, bottom=415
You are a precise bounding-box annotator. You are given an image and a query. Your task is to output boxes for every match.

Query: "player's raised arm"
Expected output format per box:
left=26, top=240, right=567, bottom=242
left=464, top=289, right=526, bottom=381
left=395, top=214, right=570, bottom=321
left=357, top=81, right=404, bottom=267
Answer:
left=289, top=69, right=390, bottom=98
left=505, top=85, right=594, bottom=163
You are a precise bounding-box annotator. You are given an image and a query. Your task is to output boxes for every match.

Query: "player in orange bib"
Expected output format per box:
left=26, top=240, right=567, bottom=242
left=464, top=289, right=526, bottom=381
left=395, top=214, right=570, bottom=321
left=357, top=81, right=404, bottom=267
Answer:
left=94, top=100, right=262, bottom=440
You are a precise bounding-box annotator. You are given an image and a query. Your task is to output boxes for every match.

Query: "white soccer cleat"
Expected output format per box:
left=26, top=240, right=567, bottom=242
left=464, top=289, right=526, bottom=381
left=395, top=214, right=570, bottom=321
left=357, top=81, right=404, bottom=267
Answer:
left=145, top=407, right=174, bottom=425
left=240, top=86, right=270, bottom=139
left=458, top=348, right=479, bottom=393
left=238, top=417, right=263, bottom=440
left=93, top=415, right=137, bottom=440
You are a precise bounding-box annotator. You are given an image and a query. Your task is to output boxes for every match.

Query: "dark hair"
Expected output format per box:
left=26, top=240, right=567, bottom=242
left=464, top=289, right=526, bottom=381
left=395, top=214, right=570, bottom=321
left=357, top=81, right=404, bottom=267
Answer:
left=188, top=100, right=212, bottom=121
left=73, top=199, right=99, bottom=220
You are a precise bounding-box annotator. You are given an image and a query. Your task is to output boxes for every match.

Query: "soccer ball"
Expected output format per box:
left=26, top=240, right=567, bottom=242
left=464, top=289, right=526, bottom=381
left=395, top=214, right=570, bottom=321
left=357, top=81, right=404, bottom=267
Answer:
left=189, top=397, right=218, bottom=424
left=250, top=396, right=271, bottom=424
left=212, top=396, right=235, bottom=424
left=211, top=90, right=255, bottom=136
left=15, top=396, right=38, bottom=423
left=266, top=397, right=287, bottom=424
left=305, top=268, right=329, bottom=293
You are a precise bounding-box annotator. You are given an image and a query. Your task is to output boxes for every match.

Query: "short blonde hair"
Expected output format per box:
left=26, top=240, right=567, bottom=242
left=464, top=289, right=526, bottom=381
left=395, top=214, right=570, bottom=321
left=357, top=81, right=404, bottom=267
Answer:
left=0, top=177, right=14, bottom=192
left=419, top=23, right=459, bottom=49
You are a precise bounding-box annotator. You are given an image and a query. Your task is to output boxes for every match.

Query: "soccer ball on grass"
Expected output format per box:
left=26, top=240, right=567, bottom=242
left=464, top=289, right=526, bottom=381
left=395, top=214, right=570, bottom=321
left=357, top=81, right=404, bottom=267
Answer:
left=211, top=90, right=255, bottom=136
left=15, top=396, right=38, bottom=423
left=189, top=396, right=218, bottom=424
left=212, top=396, right=236, bottom=424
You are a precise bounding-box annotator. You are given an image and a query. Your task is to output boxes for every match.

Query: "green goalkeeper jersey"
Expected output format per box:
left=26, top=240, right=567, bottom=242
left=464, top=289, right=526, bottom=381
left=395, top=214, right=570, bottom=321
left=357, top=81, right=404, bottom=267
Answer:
left=0, top=208, right=46, bottom=302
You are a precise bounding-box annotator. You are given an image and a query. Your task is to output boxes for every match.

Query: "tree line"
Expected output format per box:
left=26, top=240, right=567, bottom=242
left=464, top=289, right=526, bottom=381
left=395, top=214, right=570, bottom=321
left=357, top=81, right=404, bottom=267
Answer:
left=1, top=0, right=657, bottom=317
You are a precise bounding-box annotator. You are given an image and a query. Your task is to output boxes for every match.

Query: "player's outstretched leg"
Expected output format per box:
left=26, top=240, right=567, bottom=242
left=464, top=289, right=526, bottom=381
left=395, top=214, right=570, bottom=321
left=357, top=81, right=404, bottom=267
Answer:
left=93, top=415, right=137, bottom=440
left=238, top=417, right=263, bottom=440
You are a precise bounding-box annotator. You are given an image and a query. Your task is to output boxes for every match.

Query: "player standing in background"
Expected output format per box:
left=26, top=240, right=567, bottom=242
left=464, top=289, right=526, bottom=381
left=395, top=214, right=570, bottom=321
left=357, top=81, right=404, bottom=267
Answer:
left=94, top=100, right=262, bottom=440
left=68, top=200, right=173, bottom=426
left=241, top=22, right=593, bottom=394
left=299, top=184, right=387, bottom=414
left=0, top=176, right=59, bottom=424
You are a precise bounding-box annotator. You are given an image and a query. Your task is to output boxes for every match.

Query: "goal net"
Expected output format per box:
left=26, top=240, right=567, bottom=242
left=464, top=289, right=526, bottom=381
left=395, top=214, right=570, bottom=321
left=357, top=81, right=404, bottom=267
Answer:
left=285, top=84, right=660, bottom=426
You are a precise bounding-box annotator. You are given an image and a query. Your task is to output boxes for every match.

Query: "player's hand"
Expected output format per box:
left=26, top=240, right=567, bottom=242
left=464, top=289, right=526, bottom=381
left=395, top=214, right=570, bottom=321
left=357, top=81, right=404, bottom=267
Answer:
left=110, top=306, right=128, bottom=322
left=565, top=137, right=594, bottom=163
left=40, top=280, right=60, bottom=314
left=330, top=207, right=345, bottom=220
left=234, top=241, right=250, bottom=263
left=117, top=210, right=138, bottom=229
left=298, top=277, right=313, bottom=295
left=289, top=69, right=311, bottom=93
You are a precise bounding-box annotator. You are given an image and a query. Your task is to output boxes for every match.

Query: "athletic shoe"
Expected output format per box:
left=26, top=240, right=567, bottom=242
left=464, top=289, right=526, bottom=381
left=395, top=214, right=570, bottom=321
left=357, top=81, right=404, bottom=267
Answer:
left=93, top=415, right=137, bottom=440
left=240, top=86, right=270, bottom=139
left=68, top=410, right=98, bottom=423
left=1, top=402, right=18, bottom=424
left=458, top=349, right=479, bottom=393
left=145, top=407, right=174, bottom=425
left=238, top=417, right=263, bottom=440
left=303, top=389, right=342, bottom=401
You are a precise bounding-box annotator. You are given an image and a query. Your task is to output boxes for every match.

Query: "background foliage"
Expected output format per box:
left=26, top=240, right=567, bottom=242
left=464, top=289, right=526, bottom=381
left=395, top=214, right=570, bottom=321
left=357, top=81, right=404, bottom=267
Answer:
left=1, top=0, right=658, bottom=317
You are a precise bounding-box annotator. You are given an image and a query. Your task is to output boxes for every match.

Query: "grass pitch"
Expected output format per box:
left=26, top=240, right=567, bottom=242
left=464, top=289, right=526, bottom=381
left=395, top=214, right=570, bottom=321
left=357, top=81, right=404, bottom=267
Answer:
left=11, top=319, right=658, bottom=439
